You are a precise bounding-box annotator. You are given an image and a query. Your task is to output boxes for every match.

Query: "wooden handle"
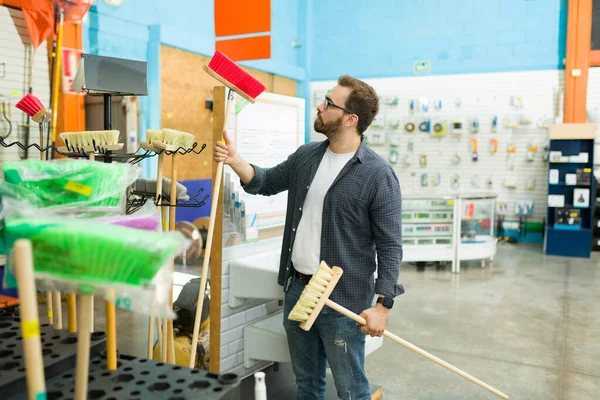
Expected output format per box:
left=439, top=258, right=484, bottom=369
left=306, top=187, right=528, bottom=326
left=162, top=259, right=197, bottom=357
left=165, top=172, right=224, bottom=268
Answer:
left=67, top=293, right=77, bottom=333
left=167, top=155, right=177, bottom=364
left=148, top=152, right=165, bottom=359
left=161, top=317, right=168, bottom=362
left=147, top=316, right=155, bottom=360
left=106, top=301, right=117, bottom=370
left=46, top=292, right=53, bottom=325
left=189, top=90, right=234, bottom=367
left=324, top=299, right=509, bottom=400
left=52, top=291, right=62, bottom=329
left=156, top=153, right=164, bottom=209
left=75, top=294, right=93, bottom=400
left=14, top=240, right=47, bottom=400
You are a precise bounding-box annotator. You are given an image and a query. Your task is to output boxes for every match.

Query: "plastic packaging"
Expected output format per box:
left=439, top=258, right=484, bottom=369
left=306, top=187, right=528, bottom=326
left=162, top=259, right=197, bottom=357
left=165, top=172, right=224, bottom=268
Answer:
left=95, top=201, right=161, bottom=231
left=1, top=199, right=187, bottom=318
left=2, top=158, right=139, bottom=211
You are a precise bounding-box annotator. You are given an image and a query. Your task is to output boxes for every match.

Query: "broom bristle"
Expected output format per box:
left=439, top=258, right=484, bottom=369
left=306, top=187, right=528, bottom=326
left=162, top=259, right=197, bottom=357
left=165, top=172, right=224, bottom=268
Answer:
left=287, top=262, right=335, bottom=322
left=207, top=51, right=266, bottom=100
left=160, top=129, right=194, bottom=149
left=16, top=94, right=45, bottom=117
left=59, top=131, right=120, bottom=148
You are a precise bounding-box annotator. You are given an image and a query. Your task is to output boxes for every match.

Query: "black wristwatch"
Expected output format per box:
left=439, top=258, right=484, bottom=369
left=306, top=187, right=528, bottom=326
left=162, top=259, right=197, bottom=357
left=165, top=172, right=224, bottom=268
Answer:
left=376, top=296, right=394, bottom=309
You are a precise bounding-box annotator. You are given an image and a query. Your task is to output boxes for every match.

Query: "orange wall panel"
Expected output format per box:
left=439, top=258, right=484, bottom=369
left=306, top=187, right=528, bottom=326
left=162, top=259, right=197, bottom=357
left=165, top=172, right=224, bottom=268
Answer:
left=215, top=35, right=270, bottom=61
left=214, top=0, right=270, bottom=37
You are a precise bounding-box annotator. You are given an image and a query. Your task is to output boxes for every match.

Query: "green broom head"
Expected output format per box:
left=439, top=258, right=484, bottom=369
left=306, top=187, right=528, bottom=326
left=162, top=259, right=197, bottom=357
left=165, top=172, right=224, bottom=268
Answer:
left=4, top=217, right=188, bottom=316
left=2, top=158, right=139, bottom=209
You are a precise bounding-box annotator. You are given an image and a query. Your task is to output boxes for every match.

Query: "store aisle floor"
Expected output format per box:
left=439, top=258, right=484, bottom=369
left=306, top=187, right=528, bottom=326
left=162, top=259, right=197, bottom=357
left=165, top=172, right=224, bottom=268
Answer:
left=366, top=243, right=600, bottom=400
left=83, top=243, right=599, bottom=399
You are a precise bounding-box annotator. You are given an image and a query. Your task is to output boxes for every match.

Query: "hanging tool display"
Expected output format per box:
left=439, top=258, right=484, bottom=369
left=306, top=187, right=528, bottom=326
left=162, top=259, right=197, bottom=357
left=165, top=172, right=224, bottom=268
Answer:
left=419, top=154, right=427, bottom=166
left=471, top=117, right=479, bottom=134
left=432, top=121, right=446, bottom=137
left=489, top=138, right=498, bottom=154
left=388, top=146, right=399, bottom=164
left=491, top=115, right=498, bottom=133
left=431, top=173, right=441, bottom=187
left=487, top=177, right=494, bottom=189
left=420, top=173, right=429, bottom=187
left=506, top=142, right=516, bottom=170
left=471, top=175, right=481, bottom=189
left=404, top=121, right=415, bottom=133
left=409, top=99, right=415, bottom=115
left=469, top=138, right=478, bottom=162
left=451, top=153, right=461, bottom=165
left=526, top=144, right=538, bottom=162
left=452, top=120, right=464, bottom=136
left=419, top=119, right=431, bottom=133
left=452, top=174, right=460, bottom=189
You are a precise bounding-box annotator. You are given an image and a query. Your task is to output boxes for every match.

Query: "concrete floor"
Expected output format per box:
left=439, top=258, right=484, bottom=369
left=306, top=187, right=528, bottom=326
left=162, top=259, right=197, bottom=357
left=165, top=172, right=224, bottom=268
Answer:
left=70, top=243, right=599, bottom=399
left=365, top=243, right=600, bottom=399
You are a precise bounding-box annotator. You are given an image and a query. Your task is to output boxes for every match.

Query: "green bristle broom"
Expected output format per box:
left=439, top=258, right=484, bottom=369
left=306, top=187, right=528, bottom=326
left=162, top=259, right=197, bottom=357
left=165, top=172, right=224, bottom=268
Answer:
left=3, top=159, right=137, bottom=209
left=4, top=217, right=186, bottom=400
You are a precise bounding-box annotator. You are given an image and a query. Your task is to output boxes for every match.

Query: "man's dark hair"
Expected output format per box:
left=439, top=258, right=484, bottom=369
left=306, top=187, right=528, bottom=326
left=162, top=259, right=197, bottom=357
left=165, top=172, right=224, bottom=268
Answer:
left=338, top=75, right=379, bottom=134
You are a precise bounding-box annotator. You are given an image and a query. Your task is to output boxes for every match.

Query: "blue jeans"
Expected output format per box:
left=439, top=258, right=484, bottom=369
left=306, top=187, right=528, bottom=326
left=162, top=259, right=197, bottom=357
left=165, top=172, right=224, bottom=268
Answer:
left=283, top=277, right=371, bottom=400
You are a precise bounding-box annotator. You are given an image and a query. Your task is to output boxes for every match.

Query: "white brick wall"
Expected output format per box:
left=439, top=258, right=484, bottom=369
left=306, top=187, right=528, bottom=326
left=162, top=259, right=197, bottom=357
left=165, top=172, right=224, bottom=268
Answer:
left=220, top=237, right=284, bottom=376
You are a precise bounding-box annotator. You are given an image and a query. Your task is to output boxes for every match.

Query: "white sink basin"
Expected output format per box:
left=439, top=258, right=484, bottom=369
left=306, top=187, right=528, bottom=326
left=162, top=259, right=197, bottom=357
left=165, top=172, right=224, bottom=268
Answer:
left=229, top=250, right=283, bottom=307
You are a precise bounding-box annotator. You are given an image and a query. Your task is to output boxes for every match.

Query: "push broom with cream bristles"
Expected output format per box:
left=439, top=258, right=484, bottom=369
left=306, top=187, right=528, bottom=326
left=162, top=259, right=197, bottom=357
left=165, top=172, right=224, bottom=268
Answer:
left=142, top=128, right=195, bottom=363
left=189, top=51, right=266, bottom=367
left=288, top=262, right=510, bottom=400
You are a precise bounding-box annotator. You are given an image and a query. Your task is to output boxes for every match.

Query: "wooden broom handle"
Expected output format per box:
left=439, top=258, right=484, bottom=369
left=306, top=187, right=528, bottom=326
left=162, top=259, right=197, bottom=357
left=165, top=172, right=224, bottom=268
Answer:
left=324, top=299, right=509, bottom=400
left=167, top=154, right=177, bottom=364
left=14, top=240, right=47, bottom=400
left=148, top=152, right=164, bottom=359
left=75, top=294, right=93, bottom=400
left=189, top=89, right=234, bottom=367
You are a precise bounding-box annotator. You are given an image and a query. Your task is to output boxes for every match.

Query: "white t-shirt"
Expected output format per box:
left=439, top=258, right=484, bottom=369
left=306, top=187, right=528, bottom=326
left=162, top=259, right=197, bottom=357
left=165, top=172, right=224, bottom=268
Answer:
left=291, top=147, right=355, bottom=275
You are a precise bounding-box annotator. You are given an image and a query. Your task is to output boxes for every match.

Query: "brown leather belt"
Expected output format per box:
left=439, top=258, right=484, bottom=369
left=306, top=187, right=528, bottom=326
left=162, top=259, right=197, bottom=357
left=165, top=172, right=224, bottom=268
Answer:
left=294, top=270, right=313, bottom=285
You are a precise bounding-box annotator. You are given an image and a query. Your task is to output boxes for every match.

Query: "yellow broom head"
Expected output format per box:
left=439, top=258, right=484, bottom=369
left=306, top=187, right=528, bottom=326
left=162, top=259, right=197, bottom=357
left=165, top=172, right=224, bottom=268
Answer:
left=288, top=261, right=337, bottom=322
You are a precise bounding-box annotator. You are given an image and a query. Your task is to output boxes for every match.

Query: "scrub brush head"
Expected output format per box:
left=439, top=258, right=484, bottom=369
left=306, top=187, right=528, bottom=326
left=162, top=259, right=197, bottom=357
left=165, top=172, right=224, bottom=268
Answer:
left=287, top=261, right=344, bottom=330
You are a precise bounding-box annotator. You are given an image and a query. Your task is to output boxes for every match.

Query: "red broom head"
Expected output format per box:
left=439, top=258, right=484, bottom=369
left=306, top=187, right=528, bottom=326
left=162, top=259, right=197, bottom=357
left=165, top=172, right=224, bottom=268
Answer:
left=15, top=94, right=45, bottom=117
left=207, top=51, right=266, bottom=100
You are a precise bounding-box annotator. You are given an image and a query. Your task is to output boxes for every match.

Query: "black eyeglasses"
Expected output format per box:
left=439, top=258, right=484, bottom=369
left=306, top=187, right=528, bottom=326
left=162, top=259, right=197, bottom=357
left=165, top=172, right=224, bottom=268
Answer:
left=324, top=96, right=355, bottom=115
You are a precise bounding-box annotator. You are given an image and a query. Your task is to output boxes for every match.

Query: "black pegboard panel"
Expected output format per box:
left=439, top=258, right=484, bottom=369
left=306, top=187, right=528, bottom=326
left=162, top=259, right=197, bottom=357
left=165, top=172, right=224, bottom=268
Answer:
left=0, top=316, right=107, bottom=397
left=37, top=353, right=240, bottom=400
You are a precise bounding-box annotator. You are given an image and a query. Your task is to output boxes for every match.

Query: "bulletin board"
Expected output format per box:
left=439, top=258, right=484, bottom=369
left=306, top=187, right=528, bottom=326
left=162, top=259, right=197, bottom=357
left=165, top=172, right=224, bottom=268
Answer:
left=225, top=92, right=305, bottom=229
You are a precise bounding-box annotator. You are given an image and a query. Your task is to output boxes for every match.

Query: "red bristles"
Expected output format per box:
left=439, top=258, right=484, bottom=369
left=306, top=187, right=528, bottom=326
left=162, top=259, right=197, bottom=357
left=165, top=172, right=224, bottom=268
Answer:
left=15, top=94, right=45, bottom=118
left=207, top=51, right=266, bottom=100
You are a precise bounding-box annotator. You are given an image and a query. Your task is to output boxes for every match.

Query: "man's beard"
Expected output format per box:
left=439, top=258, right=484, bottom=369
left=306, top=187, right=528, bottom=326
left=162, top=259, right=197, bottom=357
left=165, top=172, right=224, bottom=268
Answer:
left=314, top=115, right=343, bottom=139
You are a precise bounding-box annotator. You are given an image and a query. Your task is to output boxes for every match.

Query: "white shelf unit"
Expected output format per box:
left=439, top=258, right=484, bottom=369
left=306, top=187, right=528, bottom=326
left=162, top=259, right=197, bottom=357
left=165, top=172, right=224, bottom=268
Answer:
left=402, top=193, right=498, bottom=273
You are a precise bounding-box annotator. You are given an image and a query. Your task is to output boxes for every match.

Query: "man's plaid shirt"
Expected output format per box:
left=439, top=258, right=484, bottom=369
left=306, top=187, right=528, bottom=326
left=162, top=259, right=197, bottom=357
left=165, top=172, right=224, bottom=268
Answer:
left=242, top=137, right=404, bottom=315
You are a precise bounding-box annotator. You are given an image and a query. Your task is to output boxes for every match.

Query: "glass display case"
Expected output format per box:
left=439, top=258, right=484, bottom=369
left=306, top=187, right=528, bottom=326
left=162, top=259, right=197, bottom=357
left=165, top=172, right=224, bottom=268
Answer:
left=402, top=193, right=497, bottom=273
left=402, top=195, right=459, bottom=271
left=455, top=193, right=498, bottom=272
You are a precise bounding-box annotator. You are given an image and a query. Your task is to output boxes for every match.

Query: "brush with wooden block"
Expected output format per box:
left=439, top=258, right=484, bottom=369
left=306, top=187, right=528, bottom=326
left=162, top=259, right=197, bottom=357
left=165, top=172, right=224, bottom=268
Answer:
left=58, top=130, right=124, bottom=155
left=288, top=261, right=510, bottom=400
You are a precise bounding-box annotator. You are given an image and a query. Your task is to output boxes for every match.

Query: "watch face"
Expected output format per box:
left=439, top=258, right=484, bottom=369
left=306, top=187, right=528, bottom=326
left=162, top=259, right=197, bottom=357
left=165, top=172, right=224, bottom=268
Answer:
left=378, top=297, right=394, bottom=308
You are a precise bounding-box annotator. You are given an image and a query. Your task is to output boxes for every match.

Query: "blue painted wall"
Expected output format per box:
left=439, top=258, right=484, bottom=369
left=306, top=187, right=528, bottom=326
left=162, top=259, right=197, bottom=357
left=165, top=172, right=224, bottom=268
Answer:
left=83, top=0, right=303, bottom=79
left=309, top=0, right=568, bottom=81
